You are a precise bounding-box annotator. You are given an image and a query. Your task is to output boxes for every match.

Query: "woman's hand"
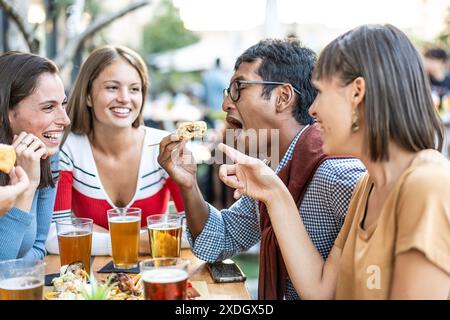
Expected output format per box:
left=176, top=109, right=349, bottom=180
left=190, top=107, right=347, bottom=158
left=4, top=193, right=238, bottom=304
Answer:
left=0, top=166, right=30, bottom=216
left=12, top=132, right=48, bottom=188
left=217, top=143, right=285, bottom=203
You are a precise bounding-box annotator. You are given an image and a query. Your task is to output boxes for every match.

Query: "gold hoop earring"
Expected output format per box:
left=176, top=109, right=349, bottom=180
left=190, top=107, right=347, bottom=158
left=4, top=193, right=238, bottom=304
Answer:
left=351, top=112, right=359, bottom=133
left=351, top=121, right=359, bottom=133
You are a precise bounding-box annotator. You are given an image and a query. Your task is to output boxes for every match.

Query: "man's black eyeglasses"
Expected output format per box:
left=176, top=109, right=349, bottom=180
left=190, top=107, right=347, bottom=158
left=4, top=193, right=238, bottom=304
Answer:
left=223, top=80, right=301, bottom=102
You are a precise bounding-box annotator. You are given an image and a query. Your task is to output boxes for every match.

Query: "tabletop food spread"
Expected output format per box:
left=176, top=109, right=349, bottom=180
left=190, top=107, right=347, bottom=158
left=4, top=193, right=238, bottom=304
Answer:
left=44, top=261, right=200, bottom=300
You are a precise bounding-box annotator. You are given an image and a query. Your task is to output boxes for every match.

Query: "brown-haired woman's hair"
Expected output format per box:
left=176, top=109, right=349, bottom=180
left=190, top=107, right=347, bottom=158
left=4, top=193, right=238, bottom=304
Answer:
left=0, top=51, right=59, bottom=189
left=313, top=24, right=444, bottom=161
left=65, top=45, right=148, bottom=140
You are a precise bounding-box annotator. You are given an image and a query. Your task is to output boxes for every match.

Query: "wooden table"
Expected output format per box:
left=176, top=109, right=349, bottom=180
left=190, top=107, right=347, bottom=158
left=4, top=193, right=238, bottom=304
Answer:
left=44, top=249, right=251, bottom=300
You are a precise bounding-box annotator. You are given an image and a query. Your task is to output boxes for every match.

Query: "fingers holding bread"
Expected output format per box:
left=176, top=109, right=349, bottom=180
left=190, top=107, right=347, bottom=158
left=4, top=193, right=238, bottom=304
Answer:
left=176, top=121, right=207, bottom=140
left=0, top=144, right=16, bottom=174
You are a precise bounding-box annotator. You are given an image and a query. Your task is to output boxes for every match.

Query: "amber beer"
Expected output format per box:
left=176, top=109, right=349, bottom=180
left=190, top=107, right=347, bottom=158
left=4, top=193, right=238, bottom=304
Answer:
left=147, top=214, right=183, bottom=258
left=0, top=277, right=43, bottom=300
left=57, top=231, right=92, bottom=274
left=140, top=258, right=190, bottom=300
left=108, top=208, right=141, bottom=269
left=142, top=268, right=188, bottom=300
left=56, top=218, right=93, bottom=273
left=0, top=259, right=45, bottom=300
left=109, top=216, right=140, bottom=268
left=148, top=223, right=182, bottom=258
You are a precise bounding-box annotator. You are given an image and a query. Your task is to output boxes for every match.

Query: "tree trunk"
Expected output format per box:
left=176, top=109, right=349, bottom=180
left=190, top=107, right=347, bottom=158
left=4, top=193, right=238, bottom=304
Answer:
left=0, top=0, right=151, bottom=64
left=54, top=0, right=150, bottom=70
left=0, top=0, right=39, bottom=53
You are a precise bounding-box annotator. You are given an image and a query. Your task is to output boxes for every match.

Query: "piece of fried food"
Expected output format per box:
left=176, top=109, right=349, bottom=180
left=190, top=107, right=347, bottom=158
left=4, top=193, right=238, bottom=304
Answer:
left=106, top=273, right=143, bottom=300
left=176, top=121, right=207, bottom=140
left=0, top=144, right=16, bottom=174
left=52, top=262, right=88, bottom=295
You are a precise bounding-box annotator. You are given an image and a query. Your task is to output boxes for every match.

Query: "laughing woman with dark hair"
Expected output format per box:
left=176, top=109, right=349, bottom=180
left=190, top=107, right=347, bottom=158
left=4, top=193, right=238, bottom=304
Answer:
left=0, top=52, right=70, bottom=261
left=218, top=25, right=449, bottom=299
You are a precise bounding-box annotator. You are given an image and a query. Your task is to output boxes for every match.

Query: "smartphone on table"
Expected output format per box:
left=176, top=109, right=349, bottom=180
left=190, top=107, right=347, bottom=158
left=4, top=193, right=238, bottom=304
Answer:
left=207, top=259, right=247, bottom=283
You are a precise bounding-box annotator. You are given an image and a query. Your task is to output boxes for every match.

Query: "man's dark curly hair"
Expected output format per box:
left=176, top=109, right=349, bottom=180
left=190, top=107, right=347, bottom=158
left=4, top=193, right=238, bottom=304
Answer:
left=235, top=38, right=317, bottom=125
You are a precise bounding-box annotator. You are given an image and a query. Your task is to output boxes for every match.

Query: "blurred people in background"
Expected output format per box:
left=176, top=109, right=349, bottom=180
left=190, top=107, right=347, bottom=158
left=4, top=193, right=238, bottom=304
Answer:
left=424, top=48, right=450, bottom=159
left=158, top=39, right=365, bottom=300
left=0, top=52, right=70, bottom=261
left=202, top=58, right=229, bottom=111
left=201, top=58, right=229, bottom=128
left=46, top=46, right=184, bottom=256
left=423, top=47, right=450, bottom=112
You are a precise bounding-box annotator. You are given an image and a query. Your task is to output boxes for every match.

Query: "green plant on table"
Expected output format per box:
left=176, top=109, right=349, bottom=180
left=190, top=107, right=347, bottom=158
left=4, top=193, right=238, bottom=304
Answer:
left=80, top=272, right=116, bottom=300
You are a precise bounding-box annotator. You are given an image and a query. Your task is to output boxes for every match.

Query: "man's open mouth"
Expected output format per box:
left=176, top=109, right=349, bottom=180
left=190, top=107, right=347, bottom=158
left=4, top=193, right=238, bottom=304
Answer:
left=225, top=116, right=245, bottom=143
left=226, top=116, right=243, bottom=129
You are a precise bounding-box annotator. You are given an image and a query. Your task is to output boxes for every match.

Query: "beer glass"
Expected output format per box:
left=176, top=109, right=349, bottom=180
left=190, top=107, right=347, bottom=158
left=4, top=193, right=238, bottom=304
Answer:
left=108, top=207, right=141, bottom=269
left=0, top=259, right=45, bottom=300
left=56, top=218, right=93, bottom=274
left=140, top=258, right=190, bottom=300
left=147, top=214, right=183, bottom=258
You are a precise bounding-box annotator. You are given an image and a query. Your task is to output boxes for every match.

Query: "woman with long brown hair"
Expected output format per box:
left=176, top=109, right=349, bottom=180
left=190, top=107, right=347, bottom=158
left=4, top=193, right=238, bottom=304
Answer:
left=0, top=51, right=70, bottom=261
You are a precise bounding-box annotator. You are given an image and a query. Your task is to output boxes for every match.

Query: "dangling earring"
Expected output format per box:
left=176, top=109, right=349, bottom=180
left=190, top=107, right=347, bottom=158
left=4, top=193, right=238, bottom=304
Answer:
left=351, top=111, right=359, bottom=133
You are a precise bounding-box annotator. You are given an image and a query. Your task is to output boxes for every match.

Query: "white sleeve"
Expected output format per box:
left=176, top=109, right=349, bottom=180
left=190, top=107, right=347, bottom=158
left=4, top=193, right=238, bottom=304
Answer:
left=181, top=218, right=191, bottom=248
left=90, top=232, right=112, bottom=256
left=45, top=223, right=112, bottom=256
left=45, top=222, right=59, bottom=254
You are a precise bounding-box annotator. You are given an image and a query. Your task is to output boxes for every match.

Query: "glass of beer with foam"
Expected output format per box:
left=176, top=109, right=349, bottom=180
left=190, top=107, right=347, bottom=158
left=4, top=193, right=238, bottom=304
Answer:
left=140, top=258, right=190, bottom=300
left=0, top=259, right=45, bottom=300
left=108, top=207, right=141, bottom=269
left=147, top=214, right=183, bottom=258
left=56, top=218, right=93, bottom=274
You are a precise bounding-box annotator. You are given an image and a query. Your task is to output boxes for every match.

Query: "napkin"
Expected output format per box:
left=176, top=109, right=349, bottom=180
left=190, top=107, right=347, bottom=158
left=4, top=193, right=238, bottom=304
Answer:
left=97, top=260, right=140, bottom=274
left=45, top=273, right=60, bottom=286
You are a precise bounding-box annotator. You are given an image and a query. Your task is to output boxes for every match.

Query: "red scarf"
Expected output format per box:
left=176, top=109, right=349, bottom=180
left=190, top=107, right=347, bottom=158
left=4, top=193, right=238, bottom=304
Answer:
left=258, top=124, right=331, bottom=300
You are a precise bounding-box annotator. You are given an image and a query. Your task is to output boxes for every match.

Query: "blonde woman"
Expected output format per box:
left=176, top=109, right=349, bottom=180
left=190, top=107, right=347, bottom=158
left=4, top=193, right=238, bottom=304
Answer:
left=47, top=46, right=184, bottom=256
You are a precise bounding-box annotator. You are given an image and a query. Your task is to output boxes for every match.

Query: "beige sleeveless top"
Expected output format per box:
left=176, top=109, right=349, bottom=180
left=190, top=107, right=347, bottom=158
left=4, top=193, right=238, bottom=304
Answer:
left=334, top=149, right=450, bottom=299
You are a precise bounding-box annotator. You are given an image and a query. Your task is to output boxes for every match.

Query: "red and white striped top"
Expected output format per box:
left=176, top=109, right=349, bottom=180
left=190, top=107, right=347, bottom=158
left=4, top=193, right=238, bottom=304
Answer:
left=53, top=126, right=184, bottom=229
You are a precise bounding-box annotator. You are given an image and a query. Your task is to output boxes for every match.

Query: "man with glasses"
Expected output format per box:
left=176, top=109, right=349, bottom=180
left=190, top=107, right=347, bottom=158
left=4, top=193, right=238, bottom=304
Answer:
left=158, top=39, right=365, bottom=299
left=224, top=80, right=302, bottom=102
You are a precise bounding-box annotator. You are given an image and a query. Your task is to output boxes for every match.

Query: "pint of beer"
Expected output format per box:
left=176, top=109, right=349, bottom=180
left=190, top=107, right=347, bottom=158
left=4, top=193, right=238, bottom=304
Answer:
left=140, top=258, right=190, bottom=300
left=0, top=260, right=45, bottom=300
left=147, top=214, right=183, bottom=258
left=56, top=218, right=93, bottom=273
left=108, top=208, right=141, bottom=269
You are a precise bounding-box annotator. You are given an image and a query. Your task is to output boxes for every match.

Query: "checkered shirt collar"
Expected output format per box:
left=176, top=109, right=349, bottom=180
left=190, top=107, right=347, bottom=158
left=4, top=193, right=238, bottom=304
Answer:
left=275, top=124, right=310, bottom=174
